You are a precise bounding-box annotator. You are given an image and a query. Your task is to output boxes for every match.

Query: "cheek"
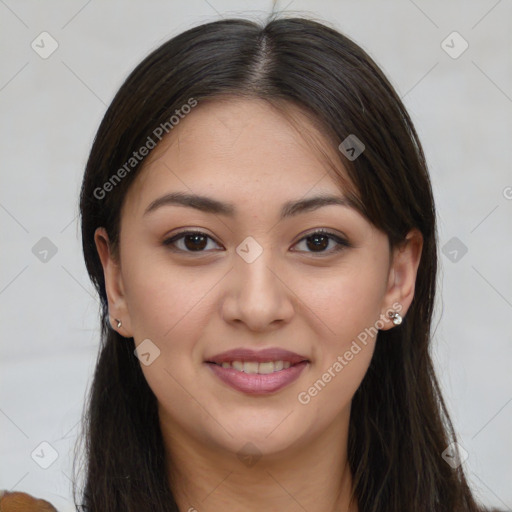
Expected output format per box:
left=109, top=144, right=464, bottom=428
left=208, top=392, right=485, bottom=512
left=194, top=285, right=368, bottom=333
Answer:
left=122, top=246, right=218, bottom=341
left=297, top=261, right=387, bottom=410
left=305, top=262, right=387, bottom=345
left=297, top=288, right=378, bottom=426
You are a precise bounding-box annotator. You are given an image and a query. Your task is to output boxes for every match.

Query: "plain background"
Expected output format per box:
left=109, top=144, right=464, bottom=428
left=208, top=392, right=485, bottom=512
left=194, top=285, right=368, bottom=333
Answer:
left=1, top=1, right=511, bottom=510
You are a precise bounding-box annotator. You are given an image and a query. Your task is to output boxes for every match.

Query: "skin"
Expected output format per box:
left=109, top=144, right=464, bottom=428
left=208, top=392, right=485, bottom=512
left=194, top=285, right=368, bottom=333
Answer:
left=95, top=98, right=423, bottom=512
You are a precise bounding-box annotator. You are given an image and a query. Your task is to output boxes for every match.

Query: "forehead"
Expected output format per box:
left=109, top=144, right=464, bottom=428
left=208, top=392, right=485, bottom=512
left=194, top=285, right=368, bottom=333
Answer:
left=123, top=97, right=355, bottom=216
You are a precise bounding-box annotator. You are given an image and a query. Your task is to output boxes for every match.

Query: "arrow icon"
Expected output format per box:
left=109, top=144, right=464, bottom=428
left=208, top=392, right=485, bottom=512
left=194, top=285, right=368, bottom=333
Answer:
left=441, top=31, right=468, bottom=59
left=442, top=236, right=467, bottom=263
left=236, top=236, right=263, bottom=263
left=32, top=237, right=58, bottom=262
left=237, top=442, right=262, bottom=466
left=31, top=31, right=59, bottom=59
left=31, top=441, right=59, bottom=468
left=134, top=339, right=161, bottom=366
left=338, top=134, right=365, bottom=161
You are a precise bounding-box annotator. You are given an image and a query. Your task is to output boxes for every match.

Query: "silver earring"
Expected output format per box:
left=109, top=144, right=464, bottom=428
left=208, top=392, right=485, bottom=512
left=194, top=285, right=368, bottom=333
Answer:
left=388, top=311, right=402, bottom=325
left=115, top=318, right=122, bottom=329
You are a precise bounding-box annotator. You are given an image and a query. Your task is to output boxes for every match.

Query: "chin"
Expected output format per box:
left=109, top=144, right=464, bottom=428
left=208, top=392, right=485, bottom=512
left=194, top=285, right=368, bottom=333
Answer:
left=205, top=420, right=304, bottom=459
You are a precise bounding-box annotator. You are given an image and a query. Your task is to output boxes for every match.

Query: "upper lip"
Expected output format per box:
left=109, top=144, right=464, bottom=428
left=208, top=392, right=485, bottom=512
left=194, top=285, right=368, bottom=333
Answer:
left=206, top=348, right=309, bottom=365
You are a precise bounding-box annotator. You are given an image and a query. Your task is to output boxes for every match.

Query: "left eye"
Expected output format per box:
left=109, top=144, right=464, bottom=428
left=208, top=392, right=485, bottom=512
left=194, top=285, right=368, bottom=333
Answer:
left=163, top=229, right=349, bottom=254
left=292, top=230, right=350, bottom=254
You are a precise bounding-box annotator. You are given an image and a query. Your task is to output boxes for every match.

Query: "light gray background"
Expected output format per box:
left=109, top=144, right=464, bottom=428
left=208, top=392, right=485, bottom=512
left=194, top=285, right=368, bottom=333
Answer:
left=1, top=1, right=511, bottom=510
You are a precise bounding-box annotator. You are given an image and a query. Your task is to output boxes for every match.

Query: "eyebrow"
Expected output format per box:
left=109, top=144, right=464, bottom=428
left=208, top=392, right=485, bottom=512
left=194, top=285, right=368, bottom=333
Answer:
left=143, top=191, right=354, bottom=219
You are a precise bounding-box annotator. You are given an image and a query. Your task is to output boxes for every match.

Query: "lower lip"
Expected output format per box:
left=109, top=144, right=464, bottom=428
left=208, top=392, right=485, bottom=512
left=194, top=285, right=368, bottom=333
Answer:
left=206, top=361, right=308, bottom=395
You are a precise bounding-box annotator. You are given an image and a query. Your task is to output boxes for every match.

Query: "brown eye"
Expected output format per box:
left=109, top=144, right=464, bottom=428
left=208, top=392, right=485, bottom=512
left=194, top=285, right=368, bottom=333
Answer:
left=305, top=233, right=330, bottom=251
left=182, top=233, right=208, bottom=251
left=163, top=231, right=221, bottom=253
left=293, top=230, right=350, bottom=255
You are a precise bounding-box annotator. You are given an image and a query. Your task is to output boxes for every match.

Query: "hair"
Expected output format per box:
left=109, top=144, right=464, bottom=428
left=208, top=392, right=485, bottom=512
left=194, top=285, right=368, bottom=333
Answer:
left=75, top=15, right=495, bottom=512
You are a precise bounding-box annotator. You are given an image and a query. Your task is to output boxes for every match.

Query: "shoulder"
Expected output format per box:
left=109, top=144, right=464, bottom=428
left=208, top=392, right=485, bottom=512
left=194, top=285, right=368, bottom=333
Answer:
left=0, top=490, right=58, bottom=511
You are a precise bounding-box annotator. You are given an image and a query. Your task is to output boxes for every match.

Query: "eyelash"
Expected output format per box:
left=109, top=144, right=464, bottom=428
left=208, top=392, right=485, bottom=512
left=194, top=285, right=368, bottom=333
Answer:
left=162, top=229, right=351, bottom=256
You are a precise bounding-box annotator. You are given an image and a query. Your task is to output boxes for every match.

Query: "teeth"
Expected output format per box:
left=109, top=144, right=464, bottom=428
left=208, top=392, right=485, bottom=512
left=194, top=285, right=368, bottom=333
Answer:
left=243, top=361, right=259, bottom=374
left=217, top=360, right=296, bottom=374
left=257, top=362, right=275, bottom=374
left=232, top=361, right=244, bottom=371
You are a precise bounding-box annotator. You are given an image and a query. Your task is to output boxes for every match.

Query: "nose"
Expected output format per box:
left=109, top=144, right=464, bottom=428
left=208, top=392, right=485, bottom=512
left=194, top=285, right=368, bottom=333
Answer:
left=221, top=244, right=295, bottom=332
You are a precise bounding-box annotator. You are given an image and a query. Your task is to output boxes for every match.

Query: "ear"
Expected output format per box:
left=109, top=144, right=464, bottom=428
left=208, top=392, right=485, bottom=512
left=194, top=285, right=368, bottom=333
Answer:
left=379, top=228, right=423, bottom=331
left=94, top=227, right=133, bottom=338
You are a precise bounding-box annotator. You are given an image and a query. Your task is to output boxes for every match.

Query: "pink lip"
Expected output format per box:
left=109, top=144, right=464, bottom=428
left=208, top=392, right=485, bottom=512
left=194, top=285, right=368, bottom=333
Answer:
left=207, top=360, right=308, bottom=395
left=206, top=347, right=309, bottom=365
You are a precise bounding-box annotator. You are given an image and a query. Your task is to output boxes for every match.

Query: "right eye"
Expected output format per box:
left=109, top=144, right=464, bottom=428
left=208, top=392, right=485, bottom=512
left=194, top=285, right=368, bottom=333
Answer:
left=162, top=230, right=223, bottom=253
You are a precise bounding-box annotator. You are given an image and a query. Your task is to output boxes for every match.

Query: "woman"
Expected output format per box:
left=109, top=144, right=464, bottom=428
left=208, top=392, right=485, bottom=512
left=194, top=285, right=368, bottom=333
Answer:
left=69, top=15, right=500, bottom=512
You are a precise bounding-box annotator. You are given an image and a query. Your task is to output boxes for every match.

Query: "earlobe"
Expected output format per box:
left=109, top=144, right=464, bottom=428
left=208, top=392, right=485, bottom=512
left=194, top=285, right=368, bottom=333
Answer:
left=380, top=229, right=423, bottom=331
left=94, top=227, right=133, bottom=337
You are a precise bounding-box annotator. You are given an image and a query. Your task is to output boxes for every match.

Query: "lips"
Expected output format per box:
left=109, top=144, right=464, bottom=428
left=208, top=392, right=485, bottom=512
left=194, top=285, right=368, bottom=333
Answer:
left=205, top=347, right=309, bottom=366
left=205, top=347, right=309, bottom=394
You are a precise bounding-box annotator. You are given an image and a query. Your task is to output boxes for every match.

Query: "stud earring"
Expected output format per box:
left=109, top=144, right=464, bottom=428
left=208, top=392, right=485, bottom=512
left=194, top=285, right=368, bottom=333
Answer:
left=115, top=318, right=122, bottom=329
left=388, top=310, right=402, bottom=326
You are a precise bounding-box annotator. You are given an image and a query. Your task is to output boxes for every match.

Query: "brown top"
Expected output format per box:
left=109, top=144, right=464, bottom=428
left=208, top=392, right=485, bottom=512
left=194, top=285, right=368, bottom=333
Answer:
left=0, top=489, right=504, bottom=512
left=0, top=490, right=58, bottom=512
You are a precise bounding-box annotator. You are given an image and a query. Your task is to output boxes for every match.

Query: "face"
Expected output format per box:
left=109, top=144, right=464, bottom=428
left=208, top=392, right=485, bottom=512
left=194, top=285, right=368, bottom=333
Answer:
left=95, top=98, right=421, bottom=461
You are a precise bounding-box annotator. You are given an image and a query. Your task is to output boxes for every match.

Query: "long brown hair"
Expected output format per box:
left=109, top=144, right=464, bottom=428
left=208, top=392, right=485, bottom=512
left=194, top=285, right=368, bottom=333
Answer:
left=75, top=15, right=494, bottom=512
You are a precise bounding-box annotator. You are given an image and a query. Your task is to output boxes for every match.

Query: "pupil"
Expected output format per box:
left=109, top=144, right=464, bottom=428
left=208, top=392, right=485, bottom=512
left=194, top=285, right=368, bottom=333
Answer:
left=185, top=234, right=207, bottom=251
left=307, top=234, right=328, bottom=251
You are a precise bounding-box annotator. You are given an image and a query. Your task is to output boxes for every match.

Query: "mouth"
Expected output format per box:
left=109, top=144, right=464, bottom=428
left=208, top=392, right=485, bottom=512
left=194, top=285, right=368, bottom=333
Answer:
left=205, top=347, right=310, bottom=394
left=205, top=359, right=305, bottom=374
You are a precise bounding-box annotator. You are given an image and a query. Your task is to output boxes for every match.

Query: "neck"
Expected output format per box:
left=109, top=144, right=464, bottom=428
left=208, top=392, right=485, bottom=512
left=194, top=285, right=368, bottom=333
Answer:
left=160, top=408, right=358, bottom=512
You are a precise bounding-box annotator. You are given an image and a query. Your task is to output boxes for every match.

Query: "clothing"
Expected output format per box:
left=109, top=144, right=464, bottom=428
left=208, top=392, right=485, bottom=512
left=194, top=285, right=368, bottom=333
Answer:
left=0, top=490, right=57, bottom=512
